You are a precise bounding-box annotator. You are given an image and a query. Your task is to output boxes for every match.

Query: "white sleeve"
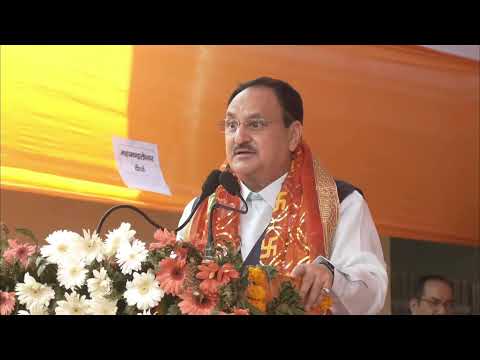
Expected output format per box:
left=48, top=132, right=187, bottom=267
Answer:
left=317, top=191, right=388, bottom=315
left=176, top=197, right=197, bottom=241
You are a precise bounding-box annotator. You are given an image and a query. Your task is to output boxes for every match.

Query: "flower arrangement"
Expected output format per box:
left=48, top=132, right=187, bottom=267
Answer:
left=0, top=222, right=332, bottom=315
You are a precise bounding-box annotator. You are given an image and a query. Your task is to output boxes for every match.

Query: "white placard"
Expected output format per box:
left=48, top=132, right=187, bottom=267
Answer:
left=112, top=136, right=171, bottom=196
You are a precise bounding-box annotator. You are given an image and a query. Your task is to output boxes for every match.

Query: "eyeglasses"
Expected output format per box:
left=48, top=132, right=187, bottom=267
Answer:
left=420, top=297, right=455, bottom=312
left=218, top=118, right=273, bottom=135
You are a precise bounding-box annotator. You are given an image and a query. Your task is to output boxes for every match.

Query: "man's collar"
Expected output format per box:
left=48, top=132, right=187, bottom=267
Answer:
left=239, top=173, right=288, bottom=209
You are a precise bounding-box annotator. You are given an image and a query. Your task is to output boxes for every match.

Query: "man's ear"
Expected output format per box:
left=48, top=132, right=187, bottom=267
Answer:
left=409, top=298, right=418, bottom=314
left=288, top=121, right=303, bottom=152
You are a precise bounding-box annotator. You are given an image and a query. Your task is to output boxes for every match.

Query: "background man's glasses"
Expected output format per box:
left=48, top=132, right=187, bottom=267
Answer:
left=420, top=297, right=455, bottom=311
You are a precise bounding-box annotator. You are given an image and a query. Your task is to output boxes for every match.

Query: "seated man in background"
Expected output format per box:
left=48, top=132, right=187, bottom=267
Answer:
left=409, top=275, right=455, bottom=315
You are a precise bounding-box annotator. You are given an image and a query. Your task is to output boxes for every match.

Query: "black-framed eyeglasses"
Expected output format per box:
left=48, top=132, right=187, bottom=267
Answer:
left=217, top=118, right=273, bottom=135
left=420, top=297, right=455, bottom=311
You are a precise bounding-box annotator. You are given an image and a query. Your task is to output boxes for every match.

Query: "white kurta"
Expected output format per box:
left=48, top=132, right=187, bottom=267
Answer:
left=177, top=174, right=388, bottom=315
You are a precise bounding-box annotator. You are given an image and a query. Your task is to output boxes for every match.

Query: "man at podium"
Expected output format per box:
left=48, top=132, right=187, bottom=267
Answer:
left=177, top=77, right=388, bottom=314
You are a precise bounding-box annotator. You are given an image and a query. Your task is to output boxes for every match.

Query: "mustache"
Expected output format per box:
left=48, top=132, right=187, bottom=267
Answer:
left=232, top=144, right=257, bottom=154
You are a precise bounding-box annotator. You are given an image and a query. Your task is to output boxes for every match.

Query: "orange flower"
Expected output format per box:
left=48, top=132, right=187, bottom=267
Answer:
left=150, top=228, right=176, bottom=250
left=199, top=279, right=222, bottom=296
left=175, top=247, right=189, bottom=261
left=196, top=260, right=222, bottom=295
left=156, top=258, right=187, bottom=296
left=246, top=267, right=269, bottom=312
left=231, top=307, right=249, bottom=315
left=190, top=233, right=207, bottom=252
left=248, top=267, right=267, bottom=287
left=196, top=260, right=220, bottom=279
left=248, top=299, right=266, bottom=312
left=217, top=263, right=240, bottom=285
left=247, top=285, right=266, bottom=301
left=178, top=291, right=218, bottom=315
left=311, top=295, right=333, bottom=314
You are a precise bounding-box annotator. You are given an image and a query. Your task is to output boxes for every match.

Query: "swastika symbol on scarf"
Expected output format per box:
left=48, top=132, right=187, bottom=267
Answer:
left=274, top=192, right=287, bottom=212
left=260, top=236, right=278, bottom=259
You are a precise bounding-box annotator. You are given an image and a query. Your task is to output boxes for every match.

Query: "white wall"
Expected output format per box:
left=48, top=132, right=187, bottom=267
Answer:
left=379, top=236, right=391, bottom=315
left=421, top=45, right=480, bottom=60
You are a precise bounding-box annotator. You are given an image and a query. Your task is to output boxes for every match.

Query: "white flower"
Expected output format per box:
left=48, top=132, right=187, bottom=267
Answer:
left=116, top=239, right=148, bottom=275
left=15, top=273, right=55, bottom=310
left=104, top=222, right=136, bottom=257
left=17, top=303, right=49, bottom=315
left=88, top=297, right=118, bottom=315
left=87, top=268, right=112, bottom=299
left=57, top=257, right=88, bottom=290
left=124, top=271, right=164, bottom=311
left=73, top=229, right=105, bottom=265
left=137, top=309, right=152, bottom=315
left=41, top=230, right=81, bottom=264
left=55, top=291, right=90, bottom=315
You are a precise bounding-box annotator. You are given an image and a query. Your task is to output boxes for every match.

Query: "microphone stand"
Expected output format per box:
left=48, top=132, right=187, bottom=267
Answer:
left=205, top=200, right=217, bottom=260
left=175, top=197, right=205, bottom=234
left=95, top=204, right=162, bottom=236
left=204, top=196, right=248, bottom=260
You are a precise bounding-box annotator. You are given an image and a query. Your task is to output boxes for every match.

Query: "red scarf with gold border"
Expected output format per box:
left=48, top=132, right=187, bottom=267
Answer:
left=185, top=142, right=339, bottom=276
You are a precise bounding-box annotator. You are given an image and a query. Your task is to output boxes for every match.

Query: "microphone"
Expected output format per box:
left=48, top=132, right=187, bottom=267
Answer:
left=215, top=171, right=248, bottom=214
left=174, top=169, right=222, bottom=233
left=95, top=170, right=222, bottom=238
left=205, top=171, right=248, bottom=259
left=219, top=171, right=241, bottom=197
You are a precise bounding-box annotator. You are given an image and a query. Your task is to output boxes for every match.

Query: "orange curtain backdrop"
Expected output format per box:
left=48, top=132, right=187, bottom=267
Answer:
left=1, top=45, right=478, bottom=246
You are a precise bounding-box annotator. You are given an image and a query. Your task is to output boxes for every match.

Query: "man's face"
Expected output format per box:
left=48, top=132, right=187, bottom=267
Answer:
left=225, top=86, right=301, bottom=191
left=409, top=280, right=454, bottom=315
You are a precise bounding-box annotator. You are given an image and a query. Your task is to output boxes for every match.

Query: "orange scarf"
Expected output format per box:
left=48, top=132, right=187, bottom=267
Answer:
left=186, top=142, right=339, bottom=276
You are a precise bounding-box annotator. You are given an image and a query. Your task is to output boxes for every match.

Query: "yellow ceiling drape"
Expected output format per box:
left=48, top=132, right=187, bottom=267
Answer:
left=1, top=45, right=478, bottom=246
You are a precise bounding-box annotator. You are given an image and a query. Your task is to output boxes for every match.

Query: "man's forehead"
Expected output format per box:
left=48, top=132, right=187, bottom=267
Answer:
left=423, top=280, right=453, bottom=298
left=226, top=87, right=281, bottom=117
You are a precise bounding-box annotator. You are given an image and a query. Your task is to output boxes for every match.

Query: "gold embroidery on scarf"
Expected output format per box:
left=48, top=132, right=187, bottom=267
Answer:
left=298, top=256, right=310, bottom=265
left=274, top=191, right=288, bottom=211
left=284, top=260, right=294, bottom=271
left=260, top=236, right=279, bottom=260
left=312, top=158, right=339, bottom=259
left=296, top=211, right=310, bottom=253
left=210, top=192, right=240, bottom=250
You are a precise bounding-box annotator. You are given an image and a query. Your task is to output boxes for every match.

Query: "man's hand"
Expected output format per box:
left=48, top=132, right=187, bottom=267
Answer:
left=291, top=263, right=333, bottom=312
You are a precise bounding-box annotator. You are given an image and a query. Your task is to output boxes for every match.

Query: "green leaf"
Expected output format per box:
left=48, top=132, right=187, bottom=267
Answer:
left=15, top=228, right=38, bottom=244
left=266, top=280, right=305, bottom=315
left=262, top=265, right=278, bottom=281
left=123, top=305, right=139, bottom=315
left=167, top=303, right=182, bottom=315
left=292, top=307, right=305, bottom=315
left=35, top=256, right=44, bottom=268
left=245, top=302, right=265, bottom=315
left=37, top=263, right=47, bottom=277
